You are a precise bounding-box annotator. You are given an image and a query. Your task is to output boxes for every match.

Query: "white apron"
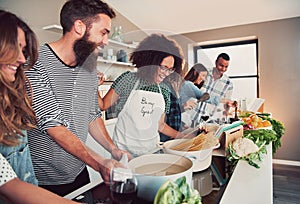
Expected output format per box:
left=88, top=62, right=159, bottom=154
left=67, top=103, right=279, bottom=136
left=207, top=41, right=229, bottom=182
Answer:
left=113, top=81, right=165, bottom=157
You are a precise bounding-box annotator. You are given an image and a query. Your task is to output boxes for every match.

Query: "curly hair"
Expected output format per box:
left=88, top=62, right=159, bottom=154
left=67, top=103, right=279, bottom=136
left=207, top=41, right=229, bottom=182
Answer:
left=60, top=0, right=116, bottom=34
left=0, top=10, right=38, bottom=146
left=130, top=33, right=184, bottom=83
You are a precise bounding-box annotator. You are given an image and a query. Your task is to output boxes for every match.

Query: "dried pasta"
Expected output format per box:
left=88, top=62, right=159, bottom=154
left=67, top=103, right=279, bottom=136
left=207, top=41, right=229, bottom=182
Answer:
left=170, top=131, right=218, bottom=152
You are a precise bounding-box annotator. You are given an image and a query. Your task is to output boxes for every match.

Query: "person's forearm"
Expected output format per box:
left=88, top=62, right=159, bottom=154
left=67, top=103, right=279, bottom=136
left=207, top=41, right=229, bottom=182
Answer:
left=159, top=122, right=183, bottom=139
left=158, top=114, right=178, bottom=139
left=0, top=178, right=80, bottom=204
left=220, top=98, right=234, bottom=105
left=98, top=91, right=105, bottom=110
left=99, top=88, right=119, bottom=111
left=85, top=145, right=105, bottom=164
left=88, top=118, right=118, bottom=153
left=89, top=118, right=132, bottom=161
left=47, top=126, right=100, bottom=171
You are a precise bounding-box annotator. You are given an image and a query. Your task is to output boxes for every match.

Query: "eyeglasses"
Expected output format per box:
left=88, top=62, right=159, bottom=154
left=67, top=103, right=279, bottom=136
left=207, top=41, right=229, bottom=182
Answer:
left=159, top=65, right=175, bottom=74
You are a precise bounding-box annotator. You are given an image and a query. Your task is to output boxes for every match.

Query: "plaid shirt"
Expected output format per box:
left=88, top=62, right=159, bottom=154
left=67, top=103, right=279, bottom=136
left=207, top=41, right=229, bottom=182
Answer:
left=159, top=84, right=182, bottom=142
left=192, top=67, right=233, bottom=124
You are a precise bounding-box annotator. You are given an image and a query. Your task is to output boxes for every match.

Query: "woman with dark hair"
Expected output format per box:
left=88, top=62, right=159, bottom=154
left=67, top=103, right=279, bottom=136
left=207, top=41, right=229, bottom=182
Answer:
left=179, top=63, right=220, bottom=127
left=180, top=63, right=220, bottom=107
left=0, top=9, right=79, bottom=204
left=184, top=63, right=207, bottom=88
left=99, top=33, right=186, bottom=157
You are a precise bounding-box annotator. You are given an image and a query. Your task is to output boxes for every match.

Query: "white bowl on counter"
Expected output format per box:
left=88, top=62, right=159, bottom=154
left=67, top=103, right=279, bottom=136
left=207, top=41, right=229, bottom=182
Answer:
left=158, top=139, right=220, bottom=172
left=128, top=154, right=193, bottom=202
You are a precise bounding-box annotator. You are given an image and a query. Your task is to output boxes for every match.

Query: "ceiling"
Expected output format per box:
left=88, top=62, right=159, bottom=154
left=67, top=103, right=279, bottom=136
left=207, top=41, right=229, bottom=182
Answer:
left=106, top=0, right=300, bottom=35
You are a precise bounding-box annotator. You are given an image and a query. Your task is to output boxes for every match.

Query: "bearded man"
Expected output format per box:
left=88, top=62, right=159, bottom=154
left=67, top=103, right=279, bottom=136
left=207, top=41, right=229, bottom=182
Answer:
left=25, top=0, right=130, bottom=196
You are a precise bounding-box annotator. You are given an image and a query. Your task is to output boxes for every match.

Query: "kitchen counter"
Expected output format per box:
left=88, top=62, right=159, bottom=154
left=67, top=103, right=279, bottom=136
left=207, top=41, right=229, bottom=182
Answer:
left=220, top=144, right=273, bottom=204
left=65, top=144, right=273, bottom=203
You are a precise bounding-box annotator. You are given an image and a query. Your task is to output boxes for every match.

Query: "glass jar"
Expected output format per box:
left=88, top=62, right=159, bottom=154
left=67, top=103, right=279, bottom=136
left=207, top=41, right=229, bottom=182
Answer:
left=111, top=26, right=123, bottom=42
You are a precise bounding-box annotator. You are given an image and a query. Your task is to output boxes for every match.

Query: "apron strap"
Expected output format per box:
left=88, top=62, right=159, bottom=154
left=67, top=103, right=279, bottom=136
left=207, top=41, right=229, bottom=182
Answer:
left=133, top=79, right=140, bottom=90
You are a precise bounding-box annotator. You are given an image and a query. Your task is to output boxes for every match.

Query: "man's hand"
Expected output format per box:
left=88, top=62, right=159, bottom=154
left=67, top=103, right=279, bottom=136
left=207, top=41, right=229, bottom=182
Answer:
left=111, top=148, right=132, bottom=161
left=198, top=92, right=210, bottom=102
left=97, top=159, right=123, bottom=185
left=183, top=98, right=197, bottom=111
left=225, top=99, right=237, bottom=108
left=97, top=72, right=105, bottom=85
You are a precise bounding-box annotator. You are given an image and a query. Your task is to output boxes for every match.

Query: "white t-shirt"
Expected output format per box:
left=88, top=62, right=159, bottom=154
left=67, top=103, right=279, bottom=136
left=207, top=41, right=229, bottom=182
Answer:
left=0, top=153, right=17, bottom=187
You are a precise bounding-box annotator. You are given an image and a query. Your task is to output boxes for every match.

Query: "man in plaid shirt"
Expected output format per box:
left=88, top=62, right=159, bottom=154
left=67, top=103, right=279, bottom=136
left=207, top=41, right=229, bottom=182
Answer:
left=192, top=53, right=234, bottom=125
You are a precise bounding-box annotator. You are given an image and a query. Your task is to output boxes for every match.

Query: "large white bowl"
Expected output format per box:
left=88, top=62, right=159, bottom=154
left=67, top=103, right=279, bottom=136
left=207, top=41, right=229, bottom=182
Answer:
left=159, top=139, right=220, bottom=172
left=128, top=154, right=193, bottom=202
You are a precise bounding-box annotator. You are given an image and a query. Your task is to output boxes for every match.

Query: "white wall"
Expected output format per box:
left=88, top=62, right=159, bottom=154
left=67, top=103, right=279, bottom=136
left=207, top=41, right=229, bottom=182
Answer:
left=182, top=17, right=300, bottom=162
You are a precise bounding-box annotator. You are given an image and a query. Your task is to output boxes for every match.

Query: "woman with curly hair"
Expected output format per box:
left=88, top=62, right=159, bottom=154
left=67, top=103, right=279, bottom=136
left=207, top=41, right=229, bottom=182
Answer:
left=99, top=33, right=186, bottom=157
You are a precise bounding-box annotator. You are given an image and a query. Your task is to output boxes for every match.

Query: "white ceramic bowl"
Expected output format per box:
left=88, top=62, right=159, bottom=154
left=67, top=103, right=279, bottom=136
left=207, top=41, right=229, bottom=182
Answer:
left=159, top=139, right=219, bottom=172
left=128, top=154, right=193, bottom=202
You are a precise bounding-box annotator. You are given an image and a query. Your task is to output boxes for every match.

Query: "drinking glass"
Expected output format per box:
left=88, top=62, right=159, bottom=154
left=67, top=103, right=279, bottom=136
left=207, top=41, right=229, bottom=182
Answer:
left=201, top=115, right=210, bottom=130
left=110, top=167, right=138, bottom=204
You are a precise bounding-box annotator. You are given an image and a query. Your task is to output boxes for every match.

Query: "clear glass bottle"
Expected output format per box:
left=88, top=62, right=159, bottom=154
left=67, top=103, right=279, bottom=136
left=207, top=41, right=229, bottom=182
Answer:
left=111, top=26, right=123, bottom=42
left=117, top=26, right=123, bottom=42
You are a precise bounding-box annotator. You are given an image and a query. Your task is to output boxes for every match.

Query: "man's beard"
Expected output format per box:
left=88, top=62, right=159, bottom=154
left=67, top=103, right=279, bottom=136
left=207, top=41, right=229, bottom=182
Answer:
left=73, top=33, right=98, bottom=66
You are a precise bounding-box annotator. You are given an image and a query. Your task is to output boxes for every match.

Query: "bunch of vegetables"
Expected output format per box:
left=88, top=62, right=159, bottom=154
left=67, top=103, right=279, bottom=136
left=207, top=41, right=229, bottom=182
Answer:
left=227, top=137, right=267, bottom=168
left=256, top=115, right=285, bottom=154
left=239, top=111, right=285, bottom=154
left=227, top=111, right=285, bottom=168
left=240, top=113, right=272, bottom=129
left=154, top=176, right=201, bottom=204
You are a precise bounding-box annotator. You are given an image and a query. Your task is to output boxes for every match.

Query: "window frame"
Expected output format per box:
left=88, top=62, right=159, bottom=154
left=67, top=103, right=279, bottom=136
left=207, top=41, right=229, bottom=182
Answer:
left=192, top=39, right=259, bottom=98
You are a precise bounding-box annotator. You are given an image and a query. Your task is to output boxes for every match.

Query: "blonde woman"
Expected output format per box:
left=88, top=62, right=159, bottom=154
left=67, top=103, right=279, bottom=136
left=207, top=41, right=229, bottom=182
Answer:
left=0, top=10, right=80, bottom=204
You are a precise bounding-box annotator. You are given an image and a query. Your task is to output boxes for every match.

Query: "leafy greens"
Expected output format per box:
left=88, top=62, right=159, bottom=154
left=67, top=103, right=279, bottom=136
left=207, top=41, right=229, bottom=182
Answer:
left=154, top=176, right=201, bottom=204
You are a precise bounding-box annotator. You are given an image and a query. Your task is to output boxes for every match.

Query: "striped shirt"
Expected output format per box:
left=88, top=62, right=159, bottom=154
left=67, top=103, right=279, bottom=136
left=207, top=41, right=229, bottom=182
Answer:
left=25, top=44, right=101, bottom=185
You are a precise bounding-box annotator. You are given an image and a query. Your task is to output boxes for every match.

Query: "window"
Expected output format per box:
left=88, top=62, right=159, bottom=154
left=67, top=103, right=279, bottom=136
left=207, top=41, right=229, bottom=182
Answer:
left=192, top=38, right=258, bottom=100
